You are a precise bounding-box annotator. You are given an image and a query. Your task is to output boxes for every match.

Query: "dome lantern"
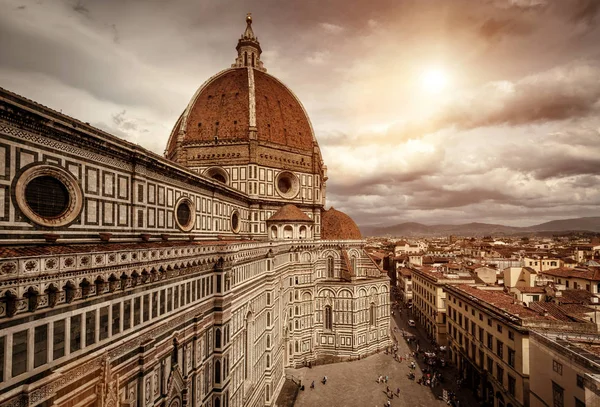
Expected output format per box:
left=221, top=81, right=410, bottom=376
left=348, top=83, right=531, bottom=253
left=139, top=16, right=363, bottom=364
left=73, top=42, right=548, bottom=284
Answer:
left=232, top=13, right=266, bottom=72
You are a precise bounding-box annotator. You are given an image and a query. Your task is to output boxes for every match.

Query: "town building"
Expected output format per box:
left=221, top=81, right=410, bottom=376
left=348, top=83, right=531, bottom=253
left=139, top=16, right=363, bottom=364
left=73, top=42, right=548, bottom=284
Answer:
left=0, top=16, right=391, bottom=407
left=529, top=330, right=600, bottom=407
left=394, top=241, right=425, bottom=256
left=445, top=285, right=598, bottom=407
left=540, top=267, right=600, bottom=294
left=410, top=267, right=476, bottom=345
left=396, top=267, right=413, bottom=306
left=522, top=256, right=562, bottom=272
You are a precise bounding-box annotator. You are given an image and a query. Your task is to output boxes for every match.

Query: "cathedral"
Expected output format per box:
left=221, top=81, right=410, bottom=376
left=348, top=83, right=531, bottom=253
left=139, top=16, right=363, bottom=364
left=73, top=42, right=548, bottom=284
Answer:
left=0, top=15, right=391, bottom=407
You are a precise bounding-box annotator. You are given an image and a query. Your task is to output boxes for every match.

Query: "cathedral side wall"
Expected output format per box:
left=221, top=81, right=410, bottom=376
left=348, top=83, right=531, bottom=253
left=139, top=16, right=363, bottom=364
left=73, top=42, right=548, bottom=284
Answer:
left=0, top=99, right=253, bottom=244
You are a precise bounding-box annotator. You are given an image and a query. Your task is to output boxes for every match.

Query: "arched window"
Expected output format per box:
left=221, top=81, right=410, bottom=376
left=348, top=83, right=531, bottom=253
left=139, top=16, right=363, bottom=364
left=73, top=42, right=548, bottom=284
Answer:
left=284, top=225, right=293, bottom=239
left=266, top=335, right=271, bottom=348
left=327, top=257, right=334, bottom=278
left=214, top=397, right=220, bottom=407
left=299, top=226, right=307, bottom=239
left=266, top=354, right=270, bottom=367
left=295, top=341, right=299, bottom=352
left=215, top=360, right=221, bottom=384
left=351, top=257, right=357, bottom=274
left=369, top=303, right=376, bottom=326
left=244, top=314, right=253, bottom=381
left=271, top=226, right=278, bottom=239
left=244, top=52, right=248, bottom=66
left=324, top=305, right=332, bottom=330
left=267, top=312, right=271, bottom=326
left=215, top=328, right=221, bottom=348
left=252, top=53, right=255, bottom=67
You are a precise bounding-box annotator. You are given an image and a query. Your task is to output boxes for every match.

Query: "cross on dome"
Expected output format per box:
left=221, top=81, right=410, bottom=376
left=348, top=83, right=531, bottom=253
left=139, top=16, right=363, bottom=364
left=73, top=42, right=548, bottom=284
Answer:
left=232, top=13, right=266, bottom=72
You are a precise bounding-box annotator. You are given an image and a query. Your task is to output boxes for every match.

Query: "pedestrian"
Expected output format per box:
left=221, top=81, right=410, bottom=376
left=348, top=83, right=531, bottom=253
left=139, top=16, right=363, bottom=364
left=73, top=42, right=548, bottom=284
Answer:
left=310, top=381, right=314, bottom=389
left=396, top=387, right=400, bottom=396
left=385, top=375, right=389, bottom=383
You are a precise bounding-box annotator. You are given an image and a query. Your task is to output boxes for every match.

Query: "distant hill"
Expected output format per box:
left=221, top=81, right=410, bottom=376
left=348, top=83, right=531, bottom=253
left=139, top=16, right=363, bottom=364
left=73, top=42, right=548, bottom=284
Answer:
left=360, top=217, right=600, bottom=237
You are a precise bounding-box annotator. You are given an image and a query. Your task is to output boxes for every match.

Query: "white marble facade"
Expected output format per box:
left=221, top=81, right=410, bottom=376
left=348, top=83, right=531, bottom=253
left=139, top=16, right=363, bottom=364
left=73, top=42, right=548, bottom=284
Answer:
left=0, top=86, right=391, bottom=407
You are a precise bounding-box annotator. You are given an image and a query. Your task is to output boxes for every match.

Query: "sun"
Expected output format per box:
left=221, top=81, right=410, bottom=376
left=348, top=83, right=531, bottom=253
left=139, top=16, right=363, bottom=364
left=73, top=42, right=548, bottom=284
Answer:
left=420, top=68, right=449, bottom=94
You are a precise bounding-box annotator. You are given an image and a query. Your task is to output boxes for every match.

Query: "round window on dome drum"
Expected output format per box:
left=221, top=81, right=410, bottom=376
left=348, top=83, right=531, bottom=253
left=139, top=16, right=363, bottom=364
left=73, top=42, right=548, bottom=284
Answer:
left=204, top=167, right=228, bottom=185
left=15, top=165, right=83, bottom=228
left=278, top=177, right=291, bottom=193
left=275, top=171, right=299, bottom=199
left=231, top=210, right=241, bottom=233
left=174, top=197, right=195, bottom=232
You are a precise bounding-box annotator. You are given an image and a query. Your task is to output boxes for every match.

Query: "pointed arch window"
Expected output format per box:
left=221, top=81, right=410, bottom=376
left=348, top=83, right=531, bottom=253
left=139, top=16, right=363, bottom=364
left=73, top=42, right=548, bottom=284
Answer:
left=215, top=360, right=221, bottom=384
left=215, top=328, right=221, bottom=349
left=327, top=257, right=334, bottom=278
left=324, top=305, right=332, bottom=330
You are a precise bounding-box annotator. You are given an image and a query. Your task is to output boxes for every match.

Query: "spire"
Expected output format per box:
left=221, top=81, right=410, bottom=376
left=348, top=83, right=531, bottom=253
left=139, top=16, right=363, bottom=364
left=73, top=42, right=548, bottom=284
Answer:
left=243, top=13, right=256, bottom=40
left=232, top=13, right=266, bottom=72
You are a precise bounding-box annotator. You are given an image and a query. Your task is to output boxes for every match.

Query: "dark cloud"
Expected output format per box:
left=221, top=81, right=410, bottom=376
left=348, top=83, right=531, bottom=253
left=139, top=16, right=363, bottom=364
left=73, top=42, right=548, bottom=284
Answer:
left=571, top=0, right=600, bottom=25
left=479, top=18, right=534, bottom=39
left=3, top=0, right=600, bottom=227
left=72, top=0, right=89, bottom=16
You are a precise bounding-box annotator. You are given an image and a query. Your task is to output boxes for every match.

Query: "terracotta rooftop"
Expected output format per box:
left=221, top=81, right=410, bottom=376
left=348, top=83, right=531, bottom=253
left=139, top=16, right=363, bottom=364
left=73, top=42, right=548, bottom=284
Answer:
left=320, top=207, right=362, bottom=240
left=557, top=289, right=599, bottom=305
left=413, top=267, right=476, bottom=283
left=398, top=267, right=413, bottom=277
left=451, top=285, right=555, bottom=321
left=542, top=266, right=600, bottom=281
left=528, top=302, right=575, bottom=322
left=267, top=204, right=313, bottom=222
left=517, top=286, right=546, bottom=293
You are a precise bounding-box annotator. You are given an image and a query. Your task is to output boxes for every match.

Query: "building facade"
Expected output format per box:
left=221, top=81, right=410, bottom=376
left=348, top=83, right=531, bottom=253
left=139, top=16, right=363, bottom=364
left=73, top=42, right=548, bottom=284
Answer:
left=445, top=285, right=598, bottom=407
left=529, top=331, right=600, bottom=407
left=0, top=16, right=391, bottom=407
left=410, top=267, right=476, bottom=345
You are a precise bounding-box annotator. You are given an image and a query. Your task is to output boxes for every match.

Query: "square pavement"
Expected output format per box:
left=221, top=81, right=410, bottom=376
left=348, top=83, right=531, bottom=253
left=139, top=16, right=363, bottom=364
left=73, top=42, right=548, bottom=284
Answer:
left=288, top=312, right=472, bottom=407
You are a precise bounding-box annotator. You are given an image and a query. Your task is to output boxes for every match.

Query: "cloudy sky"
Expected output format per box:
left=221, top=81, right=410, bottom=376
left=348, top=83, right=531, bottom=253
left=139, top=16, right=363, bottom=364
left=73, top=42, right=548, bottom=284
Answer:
left=2, top=0, right=600, bottom=228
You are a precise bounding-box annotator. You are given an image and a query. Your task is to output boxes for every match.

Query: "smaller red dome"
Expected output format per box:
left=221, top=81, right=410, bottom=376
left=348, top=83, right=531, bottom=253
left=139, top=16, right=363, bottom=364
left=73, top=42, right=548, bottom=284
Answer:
left=321, top=208, right=362, bottom=240
left=268, top=204, right=313, bottom=222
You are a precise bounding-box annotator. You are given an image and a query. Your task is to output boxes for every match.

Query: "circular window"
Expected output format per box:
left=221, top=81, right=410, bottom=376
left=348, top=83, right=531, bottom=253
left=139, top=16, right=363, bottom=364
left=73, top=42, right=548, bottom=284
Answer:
left=275, top=171, right=299, bottom=199
left=204, top=167, right=228, bottom=184
left=25, top=176, right=70, bottom=218
left=15, top=165, right=83, bottom=227
left=174, top=197, right=195, bottom=232
left=231, top=211, right=241, bottom=233
left=278, top=177, right=292, bottom=193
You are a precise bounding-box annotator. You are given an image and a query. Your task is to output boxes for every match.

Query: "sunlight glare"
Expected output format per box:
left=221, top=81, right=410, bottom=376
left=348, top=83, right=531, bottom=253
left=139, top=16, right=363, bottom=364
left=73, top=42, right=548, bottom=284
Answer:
left=420, top=68, right=449, bottom=94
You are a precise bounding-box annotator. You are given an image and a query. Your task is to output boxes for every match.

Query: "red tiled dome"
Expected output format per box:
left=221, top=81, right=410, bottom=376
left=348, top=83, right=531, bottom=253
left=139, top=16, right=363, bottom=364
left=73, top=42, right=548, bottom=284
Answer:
left=165, top=68, right=316, bottom=160
left=267, top=204, right=313, bottom=222
left=321, top=208, right=362, bottom=240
